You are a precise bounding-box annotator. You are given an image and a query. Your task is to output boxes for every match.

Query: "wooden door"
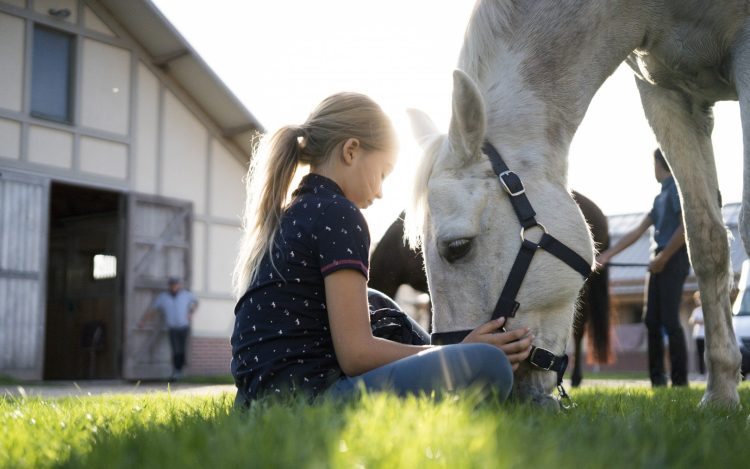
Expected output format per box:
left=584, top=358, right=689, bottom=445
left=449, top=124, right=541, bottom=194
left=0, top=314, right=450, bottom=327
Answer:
left=123, top=193, right=192, bottom=380
left=0, top=170, right=49, bottom=380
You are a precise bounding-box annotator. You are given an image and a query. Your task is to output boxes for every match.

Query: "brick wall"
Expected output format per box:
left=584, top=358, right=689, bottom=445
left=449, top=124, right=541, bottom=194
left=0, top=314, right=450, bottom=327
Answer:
left=186, top=337, right=232, bottom=376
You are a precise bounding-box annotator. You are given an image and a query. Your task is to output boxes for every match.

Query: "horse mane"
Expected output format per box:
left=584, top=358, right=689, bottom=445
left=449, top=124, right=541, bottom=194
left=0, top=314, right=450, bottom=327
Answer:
left=405, top=135, right=447, bottom=250
left=457, top=0, right=522, bottom=80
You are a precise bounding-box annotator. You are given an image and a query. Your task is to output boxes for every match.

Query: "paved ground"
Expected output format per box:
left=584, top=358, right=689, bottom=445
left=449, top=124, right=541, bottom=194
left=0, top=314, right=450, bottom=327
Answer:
left=2, top=380, right=237, bottom=399
left=1, top=378, right=663, bottom=399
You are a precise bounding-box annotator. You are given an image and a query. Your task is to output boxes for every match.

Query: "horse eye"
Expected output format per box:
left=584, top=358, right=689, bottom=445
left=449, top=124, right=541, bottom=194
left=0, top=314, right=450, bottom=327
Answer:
left=444, top=239, right=472, bottom=263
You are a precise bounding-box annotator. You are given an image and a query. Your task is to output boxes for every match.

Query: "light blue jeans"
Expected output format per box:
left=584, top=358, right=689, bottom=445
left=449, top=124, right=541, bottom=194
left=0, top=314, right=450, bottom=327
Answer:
left=323, top=342, right=514, bottom=403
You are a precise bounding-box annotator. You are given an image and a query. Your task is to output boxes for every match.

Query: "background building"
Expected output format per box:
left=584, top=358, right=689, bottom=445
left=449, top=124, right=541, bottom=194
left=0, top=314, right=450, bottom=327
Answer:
left=0, top=0, right=262, bottom=380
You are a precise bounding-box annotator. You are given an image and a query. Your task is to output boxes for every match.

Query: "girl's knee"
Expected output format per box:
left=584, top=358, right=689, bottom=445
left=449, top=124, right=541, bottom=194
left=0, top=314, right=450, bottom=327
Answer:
left=453, top=343, right=514, bottom=387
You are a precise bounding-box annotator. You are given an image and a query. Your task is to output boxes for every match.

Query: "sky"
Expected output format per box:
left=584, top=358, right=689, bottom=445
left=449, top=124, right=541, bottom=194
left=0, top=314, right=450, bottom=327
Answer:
left=151, top=0, right=746, bottom=243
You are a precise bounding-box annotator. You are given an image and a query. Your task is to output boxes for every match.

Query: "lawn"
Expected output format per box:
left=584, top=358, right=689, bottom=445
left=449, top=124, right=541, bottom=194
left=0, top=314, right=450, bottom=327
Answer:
left=2, top=384, right=750, bottom=468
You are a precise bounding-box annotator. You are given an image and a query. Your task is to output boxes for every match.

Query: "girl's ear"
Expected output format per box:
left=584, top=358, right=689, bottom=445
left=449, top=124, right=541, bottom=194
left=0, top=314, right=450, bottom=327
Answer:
left=341, top=138, right=360, bottom=166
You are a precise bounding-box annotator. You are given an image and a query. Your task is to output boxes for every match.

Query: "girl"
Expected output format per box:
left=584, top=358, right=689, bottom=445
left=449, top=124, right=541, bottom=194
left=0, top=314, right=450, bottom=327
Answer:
left=231, top=92, right=534, bottom=405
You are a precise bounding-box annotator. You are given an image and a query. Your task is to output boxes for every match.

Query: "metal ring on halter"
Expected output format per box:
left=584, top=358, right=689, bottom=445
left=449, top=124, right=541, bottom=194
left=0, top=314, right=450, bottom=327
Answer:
left=557, top=384, right=577, bottom=411
left=520, top=223, right=548, bottom=242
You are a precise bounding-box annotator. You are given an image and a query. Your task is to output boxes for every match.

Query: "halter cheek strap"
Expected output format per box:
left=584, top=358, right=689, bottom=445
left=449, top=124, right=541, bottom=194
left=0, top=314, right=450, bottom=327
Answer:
left=430, top=141, right=591, bottom=408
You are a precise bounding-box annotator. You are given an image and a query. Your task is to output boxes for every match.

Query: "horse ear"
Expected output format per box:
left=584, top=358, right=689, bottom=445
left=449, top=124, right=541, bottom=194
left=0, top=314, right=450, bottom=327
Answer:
left=406, top=108, right=440, bottom=149
left=448, top=69, right=486, bottom=161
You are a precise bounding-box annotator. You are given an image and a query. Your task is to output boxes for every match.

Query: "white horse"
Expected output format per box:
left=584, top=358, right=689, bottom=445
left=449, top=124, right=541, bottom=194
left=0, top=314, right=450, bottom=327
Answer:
left=407, top=0, right=746, bottom=407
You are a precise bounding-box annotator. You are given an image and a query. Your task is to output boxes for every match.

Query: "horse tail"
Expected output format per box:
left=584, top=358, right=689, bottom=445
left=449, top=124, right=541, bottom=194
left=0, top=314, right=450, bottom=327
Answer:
left=572, top=190, right=615, bottom=365
left=586, top=264, right=614, bottom=364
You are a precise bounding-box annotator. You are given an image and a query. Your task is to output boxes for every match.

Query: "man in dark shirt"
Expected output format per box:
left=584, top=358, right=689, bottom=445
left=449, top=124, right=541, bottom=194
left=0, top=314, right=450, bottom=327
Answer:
left=596, top=149, right=690, bottom=386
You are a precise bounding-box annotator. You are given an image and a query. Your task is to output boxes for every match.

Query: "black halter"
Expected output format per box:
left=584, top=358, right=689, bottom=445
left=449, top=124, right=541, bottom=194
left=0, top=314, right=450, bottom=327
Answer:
left=431, top=141, right=591, bottom=408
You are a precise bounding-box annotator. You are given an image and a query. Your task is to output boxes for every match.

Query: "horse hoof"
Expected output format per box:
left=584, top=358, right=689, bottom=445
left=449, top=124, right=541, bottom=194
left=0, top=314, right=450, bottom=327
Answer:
left=571, top=375, right=582, bottom=388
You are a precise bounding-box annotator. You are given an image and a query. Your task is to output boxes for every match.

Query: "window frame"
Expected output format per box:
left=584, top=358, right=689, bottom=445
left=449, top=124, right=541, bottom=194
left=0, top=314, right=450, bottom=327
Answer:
left=29, top=23, right=77, bottom=125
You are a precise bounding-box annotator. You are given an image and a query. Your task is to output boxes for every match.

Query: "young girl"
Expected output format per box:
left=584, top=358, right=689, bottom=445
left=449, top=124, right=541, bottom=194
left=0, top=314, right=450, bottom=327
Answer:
left=231, top=92, right=534, bottom=405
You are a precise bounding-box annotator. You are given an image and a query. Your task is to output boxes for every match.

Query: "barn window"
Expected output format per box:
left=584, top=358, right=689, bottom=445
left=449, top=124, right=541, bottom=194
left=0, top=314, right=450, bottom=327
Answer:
left=93, top=254, right=117, bottom=280
left=30, top=25, right=74, bottom=123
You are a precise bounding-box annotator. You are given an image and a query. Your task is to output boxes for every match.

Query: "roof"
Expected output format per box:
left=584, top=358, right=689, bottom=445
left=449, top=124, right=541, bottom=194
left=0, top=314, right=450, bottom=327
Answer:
left=97, top=0, right=264, bottom=158
left=607, top=203, right=747, bottom=295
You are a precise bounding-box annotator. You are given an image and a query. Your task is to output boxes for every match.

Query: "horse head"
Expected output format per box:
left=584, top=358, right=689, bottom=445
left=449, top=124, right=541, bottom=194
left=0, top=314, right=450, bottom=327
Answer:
left=407, top=70, right=595, bottom=407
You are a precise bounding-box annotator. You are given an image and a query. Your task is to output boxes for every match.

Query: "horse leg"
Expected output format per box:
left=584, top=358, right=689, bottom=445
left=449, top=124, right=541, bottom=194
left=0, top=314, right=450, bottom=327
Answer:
left=634, top=78, right=741, bottom=407
left=734, top=22, right=750, bottom=310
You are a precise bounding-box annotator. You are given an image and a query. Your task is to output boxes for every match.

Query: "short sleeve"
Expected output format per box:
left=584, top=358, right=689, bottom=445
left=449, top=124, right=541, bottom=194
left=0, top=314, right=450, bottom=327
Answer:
left=648, top=197, right=658, bottom=223
left=150, top=294, right=165, bottom=311
left=188, top=291, right=199, bottom=305
left=669, top=183, right=682, bottom=214
left=312, top=200, right=371, bottom=279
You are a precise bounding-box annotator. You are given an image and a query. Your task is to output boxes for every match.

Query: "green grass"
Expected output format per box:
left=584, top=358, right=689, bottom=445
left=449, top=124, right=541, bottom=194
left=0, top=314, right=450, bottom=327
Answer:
left=2, top=384, right=750, bottom=468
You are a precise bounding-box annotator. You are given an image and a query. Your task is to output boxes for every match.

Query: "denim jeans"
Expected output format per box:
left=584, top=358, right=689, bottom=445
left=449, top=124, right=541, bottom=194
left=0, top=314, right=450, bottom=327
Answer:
left=644, top=247, right=690, bottom=386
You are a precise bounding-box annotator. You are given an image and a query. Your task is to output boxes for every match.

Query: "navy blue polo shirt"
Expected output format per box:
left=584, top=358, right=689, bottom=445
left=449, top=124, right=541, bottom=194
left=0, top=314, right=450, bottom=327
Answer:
left=231, top=173, right=371, bottom=401
left=648, top=176, right=682, bottom=249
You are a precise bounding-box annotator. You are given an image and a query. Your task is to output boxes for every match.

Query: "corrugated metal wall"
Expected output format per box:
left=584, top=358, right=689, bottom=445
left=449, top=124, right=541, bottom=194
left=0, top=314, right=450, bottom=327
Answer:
left=0, top=171, right=49, bottom=379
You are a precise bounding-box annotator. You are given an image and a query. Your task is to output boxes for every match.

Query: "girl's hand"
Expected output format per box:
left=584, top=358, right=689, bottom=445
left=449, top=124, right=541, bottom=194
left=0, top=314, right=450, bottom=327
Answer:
left=461, top=317, right=534, bottom=370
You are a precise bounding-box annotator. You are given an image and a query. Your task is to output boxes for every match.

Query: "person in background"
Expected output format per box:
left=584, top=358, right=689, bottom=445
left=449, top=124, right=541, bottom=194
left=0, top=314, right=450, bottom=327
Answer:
left=596, top=148, right=690, bottom=387
left=138, top=277, right=199, bottom=381
left=689, top=291, right=705, bottom=376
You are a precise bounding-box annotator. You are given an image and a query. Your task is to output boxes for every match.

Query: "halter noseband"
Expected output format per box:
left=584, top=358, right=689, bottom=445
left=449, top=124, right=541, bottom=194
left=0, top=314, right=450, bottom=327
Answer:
left=431, top=141, right=592, bottom=408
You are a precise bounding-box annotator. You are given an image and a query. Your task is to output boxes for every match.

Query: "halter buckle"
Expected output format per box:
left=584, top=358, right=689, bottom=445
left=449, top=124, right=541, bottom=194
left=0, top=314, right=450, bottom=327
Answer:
left=529, top=347, right=556, bottom=371
left=498, top=170, right=525, bottom=196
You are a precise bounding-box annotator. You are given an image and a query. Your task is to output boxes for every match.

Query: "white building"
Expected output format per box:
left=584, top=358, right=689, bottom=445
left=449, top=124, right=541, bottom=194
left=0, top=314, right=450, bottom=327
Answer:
left=0, top=0, right=262, bottom=380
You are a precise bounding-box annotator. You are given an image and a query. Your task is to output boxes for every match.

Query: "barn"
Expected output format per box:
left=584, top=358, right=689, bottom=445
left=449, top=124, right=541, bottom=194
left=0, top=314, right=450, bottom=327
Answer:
left=0, top=0, right=262, bottom=381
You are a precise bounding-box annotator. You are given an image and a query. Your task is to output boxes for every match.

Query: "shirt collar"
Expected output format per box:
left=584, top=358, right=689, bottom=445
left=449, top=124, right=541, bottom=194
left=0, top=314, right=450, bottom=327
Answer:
left=660, top=175, right=674, bottom=190
left=293, top=173, right=346, bottom=198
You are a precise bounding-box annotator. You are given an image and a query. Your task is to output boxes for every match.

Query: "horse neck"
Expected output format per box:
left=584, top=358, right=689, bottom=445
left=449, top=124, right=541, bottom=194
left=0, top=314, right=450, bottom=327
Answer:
left=458, top=0, right=652, bottom=185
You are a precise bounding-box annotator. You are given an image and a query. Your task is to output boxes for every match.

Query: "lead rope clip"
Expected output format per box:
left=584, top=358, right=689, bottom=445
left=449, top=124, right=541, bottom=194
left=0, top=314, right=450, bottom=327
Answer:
left=557, top=383, right=577, bottom=411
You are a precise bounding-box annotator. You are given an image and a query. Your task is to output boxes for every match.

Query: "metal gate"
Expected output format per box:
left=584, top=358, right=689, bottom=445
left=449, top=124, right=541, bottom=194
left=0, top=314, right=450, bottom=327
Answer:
left=123, top=193, right=192, bottom=380
left=0, top=170, right=49, bottom=380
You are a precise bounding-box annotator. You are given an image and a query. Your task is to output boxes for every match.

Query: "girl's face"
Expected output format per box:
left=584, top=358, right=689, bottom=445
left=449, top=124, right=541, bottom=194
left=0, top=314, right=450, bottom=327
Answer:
left=339, top=140, right=398, bottom=209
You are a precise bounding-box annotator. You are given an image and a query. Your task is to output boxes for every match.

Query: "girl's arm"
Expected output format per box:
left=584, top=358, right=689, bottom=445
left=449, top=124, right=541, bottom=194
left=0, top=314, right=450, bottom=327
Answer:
left=325, top=269, right=534, bottom=377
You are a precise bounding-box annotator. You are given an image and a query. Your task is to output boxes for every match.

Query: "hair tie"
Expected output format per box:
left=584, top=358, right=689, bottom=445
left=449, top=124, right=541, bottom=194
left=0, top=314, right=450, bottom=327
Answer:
left=297, top=126, right=309, bottom=149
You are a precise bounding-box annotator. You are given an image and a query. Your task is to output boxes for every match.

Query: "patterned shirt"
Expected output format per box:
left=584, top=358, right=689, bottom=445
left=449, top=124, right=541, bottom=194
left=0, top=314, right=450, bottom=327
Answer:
left=648, top=176, right=682, bottom=249
left=231, top=174, right=371, bottom=401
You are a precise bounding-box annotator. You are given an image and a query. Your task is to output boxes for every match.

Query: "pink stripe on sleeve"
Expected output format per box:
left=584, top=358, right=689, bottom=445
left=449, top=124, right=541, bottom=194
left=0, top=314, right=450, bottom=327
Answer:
left=320, top=259, right=368, bottom=274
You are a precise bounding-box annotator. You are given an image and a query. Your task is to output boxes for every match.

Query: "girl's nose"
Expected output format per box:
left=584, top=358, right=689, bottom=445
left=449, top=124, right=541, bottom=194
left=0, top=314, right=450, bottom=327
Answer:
left=375, top=187, right=383, bottom=199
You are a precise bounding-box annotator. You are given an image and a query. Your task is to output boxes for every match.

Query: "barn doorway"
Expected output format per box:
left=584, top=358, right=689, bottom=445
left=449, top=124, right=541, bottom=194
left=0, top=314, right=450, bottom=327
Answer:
left=44, top=182, right=125, bottom=380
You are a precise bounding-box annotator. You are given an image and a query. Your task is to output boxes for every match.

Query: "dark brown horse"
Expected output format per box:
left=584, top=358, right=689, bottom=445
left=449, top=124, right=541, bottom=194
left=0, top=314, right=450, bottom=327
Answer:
left=369, top=212, right=427, bottom=299
left=369, top=192, right=613, bottom=386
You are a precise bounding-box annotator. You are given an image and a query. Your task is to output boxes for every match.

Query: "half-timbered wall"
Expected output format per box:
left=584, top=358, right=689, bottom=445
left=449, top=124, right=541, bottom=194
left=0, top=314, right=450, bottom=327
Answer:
left=0, top=0, right=246, bottom=356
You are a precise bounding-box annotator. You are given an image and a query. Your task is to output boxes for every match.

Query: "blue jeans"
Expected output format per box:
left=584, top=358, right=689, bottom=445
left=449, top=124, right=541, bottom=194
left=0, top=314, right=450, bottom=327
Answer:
left=168, top=326, right=190, bottom=371
left=322, top=290, right=513, bottom=403
left=323, top=342, right=514, bottom=402
left=644, top=246, right=690, bottom=386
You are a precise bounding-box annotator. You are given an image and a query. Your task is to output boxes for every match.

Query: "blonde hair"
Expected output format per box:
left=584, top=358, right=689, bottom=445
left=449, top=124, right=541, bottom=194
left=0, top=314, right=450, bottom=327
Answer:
left=233, top=92, right=398, bottom=298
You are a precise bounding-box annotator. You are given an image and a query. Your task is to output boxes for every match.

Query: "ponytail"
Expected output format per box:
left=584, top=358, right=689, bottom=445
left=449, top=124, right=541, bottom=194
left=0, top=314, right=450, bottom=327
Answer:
left=233, top=92, right=397, bottom=298
left=233, top=125, right=304, bottom=298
